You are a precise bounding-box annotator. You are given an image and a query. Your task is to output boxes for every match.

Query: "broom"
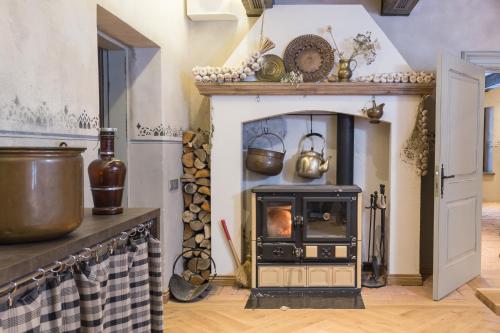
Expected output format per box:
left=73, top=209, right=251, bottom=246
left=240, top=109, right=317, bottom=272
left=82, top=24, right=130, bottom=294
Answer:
left=220, top=219, right=248, bottom=288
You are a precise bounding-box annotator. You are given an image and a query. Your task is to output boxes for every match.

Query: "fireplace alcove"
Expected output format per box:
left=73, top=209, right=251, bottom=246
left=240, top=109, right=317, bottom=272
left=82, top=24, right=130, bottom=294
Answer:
left=207, top=92, right=424, bottom=284
left=201, top=4, right=433, bottom=284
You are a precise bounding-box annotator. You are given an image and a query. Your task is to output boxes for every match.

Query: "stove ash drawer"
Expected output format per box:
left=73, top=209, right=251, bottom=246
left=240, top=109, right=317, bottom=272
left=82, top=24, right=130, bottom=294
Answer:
left=257, top=243, right=298, bottom=262
left=303, top=244, right=357, bottom=262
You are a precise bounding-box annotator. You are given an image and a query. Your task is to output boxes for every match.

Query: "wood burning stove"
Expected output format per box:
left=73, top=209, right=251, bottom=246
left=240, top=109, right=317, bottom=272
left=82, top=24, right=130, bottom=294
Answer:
left=251, top=185, right=362, bottom=289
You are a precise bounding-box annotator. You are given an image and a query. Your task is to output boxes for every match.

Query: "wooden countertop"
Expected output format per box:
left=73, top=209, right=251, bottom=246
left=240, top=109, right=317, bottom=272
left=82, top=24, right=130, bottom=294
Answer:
left=0, top=208, right=160, bottom=287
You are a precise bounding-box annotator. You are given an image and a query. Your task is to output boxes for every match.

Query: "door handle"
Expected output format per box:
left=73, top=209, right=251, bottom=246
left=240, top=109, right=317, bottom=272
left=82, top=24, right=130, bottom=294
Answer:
left=440, top=164, right=455, bottom=198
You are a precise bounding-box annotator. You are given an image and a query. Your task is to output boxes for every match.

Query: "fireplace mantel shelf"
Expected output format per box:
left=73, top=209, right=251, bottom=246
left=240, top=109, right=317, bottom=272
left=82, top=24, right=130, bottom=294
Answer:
left=196, top=82, right=435, bottom=96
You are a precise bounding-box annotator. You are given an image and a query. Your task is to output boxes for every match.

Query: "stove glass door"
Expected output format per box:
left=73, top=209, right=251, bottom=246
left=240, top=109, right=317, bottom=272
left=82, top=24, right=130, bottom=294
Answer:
left=303, top=197, right=352, bottom=241
left=259, top=197, right=295, bottom=241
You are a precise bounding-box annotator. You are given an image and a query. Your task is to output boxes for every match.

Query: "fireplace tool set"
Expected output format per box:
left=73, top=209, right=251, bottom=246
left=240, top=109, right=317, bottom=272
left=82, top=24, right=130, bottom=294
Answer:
left=362, top=184, right=387, bottom=288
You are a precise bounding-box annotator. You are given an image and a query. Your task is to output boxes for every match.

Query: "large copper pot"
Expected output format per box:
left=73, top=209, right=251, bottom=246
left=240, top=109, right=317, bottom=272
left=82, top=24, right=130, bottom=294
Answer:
left=0, top=147, right=86, bottom=243
left=245, top=132, right=286, bottom=176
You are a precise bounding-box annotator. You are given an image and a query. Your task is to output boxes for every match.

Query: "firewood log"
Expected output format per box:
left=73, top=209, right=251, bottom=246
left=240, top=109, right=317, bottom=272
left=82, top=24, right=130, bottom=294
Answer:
left=190, top=274, right=206, bottom=285
left=184, top=167, right=197, bottom=175
left=182, top=269, right=194, bottom=281
left=183, top=192, right=192, bottom=208
left=200, top=269, right=211, bottom=280
left=201, top=201, right=211, bottom=212
left=182, top=131, right=196, bottom=144
left=193, top=192, right=206, bottom=205
left=195, top=169, right=210, bottom=178
left=195, top=233, right=205, bottom=244
left=183, top=146, right=194, bottom=153
left=182, top=248, right=194, bottom=258
left=187, top=258, right=200, bottom=272
left=182, top=152, right=195, bottom=168
left=200, top=239, right=211, bottom=249
left=199, top=210, right=211, bottom=223
left=195, top=178, right=210, bottom=186
left=189, top=203, right=201, bottom=213
left=192, top=133, right=206, bottom=149
left=204, top=224, right=211, bottom=239
left=194, top=158, right=206, bottom=170
left=182, top=237, right=196, bottom=248
left=188, top=257, right=211, bottom=272
left=184, top=183, right=198, bottom=194
left=200, top=250, right=211, bottom=260
left=183, top=225, right=194, bottom=240
left=189, top=220, right=204, bottom=231
left=182, top=210, right=197, bottom=223
left=198, top=186, right=211, bottom=196
left=180, top=174, right=196, bottom=183
left=194, top=148, right=207, bottom=162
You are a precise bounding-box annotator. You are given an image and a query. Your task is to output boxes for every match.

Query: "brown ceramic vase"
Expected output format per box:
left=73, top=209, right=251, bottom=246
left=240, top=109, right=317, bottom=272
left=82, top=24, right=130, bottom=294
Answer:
left=88, top=128, right=126, bottom=215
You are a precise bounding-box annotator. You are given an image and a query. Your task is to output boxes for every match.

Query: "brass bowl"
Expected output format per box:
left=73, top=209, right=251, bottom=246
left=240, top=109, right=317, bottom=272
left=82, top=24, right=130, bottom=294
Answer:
left=0, top=147, right=86, bottom=243
left=246, top=148, right=285, bottom=176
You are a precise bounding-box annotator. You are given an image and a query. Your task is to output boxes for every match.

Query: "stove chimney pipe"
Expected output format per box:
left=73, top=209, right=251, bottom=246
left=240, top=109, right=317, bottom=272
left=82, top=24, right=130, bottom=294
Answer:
left=337, top=114, right=354, bottom=185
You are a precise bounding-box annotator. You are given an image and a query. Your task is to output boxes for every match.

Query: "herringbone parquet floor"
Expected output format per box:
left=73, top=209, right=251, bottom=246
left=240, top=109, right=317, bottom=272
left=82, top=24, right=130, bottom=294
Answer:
left=164, top=204, right=500, bottom=333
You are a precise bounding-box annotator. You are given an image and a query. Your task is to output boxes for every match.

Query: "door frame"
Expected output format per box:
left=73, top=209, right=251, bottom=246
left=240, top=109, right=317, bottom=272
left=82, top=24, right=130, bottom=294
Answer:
left=462, top=51, right=500, bottom=73
left=97, top=31, right=130, bottom=206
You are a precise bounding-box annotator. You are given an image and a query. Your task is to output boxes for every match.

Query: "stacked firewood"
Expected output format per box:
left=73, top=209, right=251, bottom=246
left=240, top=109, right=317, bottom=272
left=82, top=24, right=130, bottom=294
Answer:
left=181, top=130, right=212, bottom=285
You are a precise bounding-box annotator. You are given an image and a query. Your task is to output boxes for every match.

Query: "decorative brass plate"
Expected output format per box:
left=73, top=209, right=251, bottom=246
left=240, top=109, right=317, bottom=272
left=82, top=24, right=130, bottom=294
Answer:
left=255, top=54, right=286, bottom=82
left=283, top=34, right=334, bottom=82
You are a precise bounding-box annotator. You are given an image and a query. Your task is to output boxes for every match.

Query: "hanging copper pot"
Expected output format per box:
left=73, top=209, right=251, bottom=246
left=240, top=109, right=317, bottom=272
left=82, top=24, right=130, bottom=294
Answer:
left=245, top=132, right=286, bottom=176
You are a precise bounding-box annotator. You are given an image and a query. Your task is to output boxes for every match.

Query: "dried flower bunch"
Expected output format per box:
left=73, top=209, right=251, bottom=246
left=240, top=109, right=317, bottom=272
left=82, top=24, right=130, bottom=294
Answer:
left=350, top=32, right=379, bottom=65
left=327, top=27, right=379, bottom=64
left=402, top=95, right=433, bottom=176
left=280, top=71, right=304, bottom=85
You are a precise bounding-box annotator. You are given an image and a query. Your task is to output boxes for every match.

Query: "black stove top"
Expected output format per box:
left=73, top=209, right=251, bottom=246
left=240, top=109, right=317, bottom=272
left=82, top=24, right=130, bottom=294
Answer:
left=252, top=184, right=362, bottom=193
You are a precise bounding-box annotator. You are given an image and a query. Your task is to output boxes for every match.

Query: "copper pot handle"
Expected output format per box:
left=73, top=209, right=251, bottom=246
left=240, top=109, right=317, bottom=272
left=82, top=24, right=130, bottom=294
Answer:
left=247, top=132, right=286, bottom=154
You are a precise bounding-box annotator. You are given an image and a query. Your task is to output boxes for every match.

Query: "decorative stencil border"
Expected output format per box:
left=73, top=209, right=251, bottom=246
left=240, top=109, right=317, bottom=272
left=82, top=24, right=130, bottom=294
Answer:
left=0, top=96, right=98, bottom=133
left=136, top=122, right=183, bottom=138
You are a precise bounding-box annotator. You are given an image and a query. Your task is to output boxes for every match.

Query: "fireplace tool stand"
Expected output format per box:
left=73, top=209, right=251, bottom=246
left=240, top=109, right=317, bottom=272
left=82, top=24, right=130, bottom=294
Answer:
left=362, top=184, right=387, bottom=288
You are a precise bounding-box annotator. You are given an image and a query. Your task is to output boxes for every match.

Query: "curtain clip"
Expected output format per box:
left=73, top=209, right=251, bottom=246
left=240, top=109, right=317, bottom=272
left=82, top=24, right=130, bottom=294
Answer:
left=7, top=282, right=17, bottom=308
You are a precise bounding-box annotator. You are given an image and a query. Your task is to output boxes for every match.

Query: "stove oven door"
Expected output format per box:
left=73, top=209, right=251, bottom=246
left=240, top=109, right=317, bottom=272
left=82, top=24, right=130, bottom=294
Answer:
left=256, top=195, right=299, bottom=262
left=301, top=195, right=357, bottom=243
left=256, top=196, right=297, bottom=243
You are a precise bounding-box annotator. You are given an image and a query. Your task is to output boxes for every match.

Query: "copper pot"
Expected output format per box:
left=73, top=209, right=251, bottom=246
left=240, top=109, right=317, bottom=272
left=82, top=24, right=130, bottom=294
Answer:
left=245, top=132, right=286, bottom=176
left=0, top=146, right=86, bottom=243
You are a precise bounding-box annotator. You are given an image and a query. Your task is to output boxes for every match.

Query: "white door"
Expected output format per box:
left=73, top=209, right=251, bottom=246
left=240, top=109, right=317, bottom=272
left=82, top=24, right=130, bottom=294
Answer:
left=433, top=55, right=485, bottom=300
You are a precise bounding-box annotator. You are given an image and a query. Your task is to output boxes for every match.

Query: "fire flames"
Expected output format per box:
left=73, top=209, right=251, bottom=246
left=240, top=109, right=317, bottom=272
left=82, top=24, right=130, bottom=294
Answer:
left=267, top=206, right=292, bottom=238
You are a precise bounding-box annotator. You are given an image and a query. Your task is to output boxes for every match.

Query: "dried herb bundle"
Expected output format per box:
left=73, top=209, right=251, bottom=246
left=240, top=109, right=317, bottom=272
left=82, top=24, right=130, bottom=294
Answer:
left=402, top=95, right=433, bottom=176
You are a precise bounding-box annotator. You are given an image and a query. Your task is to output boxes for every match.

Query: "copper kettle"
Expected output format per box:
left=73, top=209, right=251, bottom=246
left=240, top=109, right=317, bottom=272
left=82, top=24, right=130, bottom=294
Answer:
left=296, top=133, right=331, bottom=179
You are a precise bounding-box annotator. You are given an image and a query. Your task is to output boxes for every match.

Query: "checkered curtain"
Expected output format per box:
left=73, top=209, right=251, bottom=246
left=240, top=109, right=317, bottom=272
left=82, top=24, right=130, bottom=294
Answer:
left=0, top=226, right=163, bottom=333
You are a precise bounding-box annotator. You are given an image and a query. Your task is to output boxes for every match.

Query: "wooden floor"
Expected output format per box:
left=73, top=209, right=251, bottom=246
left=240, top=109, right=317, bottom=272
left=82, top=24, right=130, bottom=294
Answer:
left=164, top=204, right=500, bottom=333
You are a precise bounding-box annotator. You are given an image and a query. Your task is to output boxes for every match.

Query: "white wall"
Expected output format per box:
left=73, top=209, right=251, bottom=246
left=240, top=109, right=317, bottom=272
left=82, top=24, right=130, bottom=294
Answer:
left=0, top=0, right=100, bottom=207
left=0, top=0, right=256, bottom=289
left=275, top=0, right=500, bottom=71
left=483, top=88, right=500, bottom=202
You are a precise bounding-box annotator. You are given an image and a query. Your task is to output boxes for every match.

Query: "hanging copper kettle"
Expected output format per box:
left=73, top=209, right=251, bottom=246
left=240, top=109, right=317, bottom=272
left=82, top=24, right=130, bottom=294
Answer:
left=295, top=133, right=331, bottom=179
